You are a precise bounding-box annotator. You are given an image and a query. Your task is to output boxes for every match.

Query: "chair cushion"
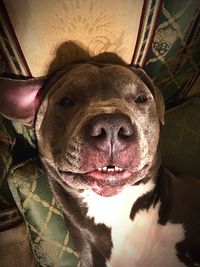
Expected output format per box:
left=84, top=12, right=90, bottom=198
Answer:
left=8, top=158, right=82, bottom=267
left=160, top=96, right=200, bottom=177
left=0, top=116, right=22, bottom=231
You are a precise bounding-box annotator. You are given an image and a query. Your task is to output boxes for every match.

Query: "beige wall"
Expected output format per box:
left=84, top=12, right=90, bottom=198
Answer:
left=5, top=0, right=143, bottom=76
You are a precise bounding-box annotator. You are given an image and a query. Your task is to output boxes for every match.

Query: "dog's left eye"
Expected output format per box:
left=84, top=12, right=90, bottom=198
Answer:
left=58, top=97, right=74, bottom=107
left=135, top=95, right=148, bottom=104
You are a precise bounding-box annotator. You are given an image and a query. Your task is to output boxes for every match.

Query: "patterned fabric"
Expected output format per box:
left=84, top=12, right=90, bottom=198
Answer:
left=0, top=115, right=82, bottom=264
left=12, top=122, right=36, bottom=149
left=0, top=116, right=22, bottom=231
left=160, top=96, right=200, bottom=177
left=144, top=0, right=200, bottom=108
left=0, top=115, right=38, bottom=231
left=0, top=1, right=31, bottom=75
left=8, top=158, right=82, bottom=267
left=0, top=45, right=10, bottom=73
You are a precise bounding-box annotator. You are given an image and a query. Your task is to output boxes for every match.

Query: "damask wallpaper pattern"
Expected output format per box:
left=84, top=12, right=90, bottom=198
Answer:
left=1, top=0, right=143, bottom=76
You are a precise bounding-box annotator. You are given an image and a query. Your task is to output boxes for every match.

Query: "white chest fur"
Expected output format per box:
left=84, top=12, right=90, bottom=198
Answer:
left=81, top=181, right=186, bottom=267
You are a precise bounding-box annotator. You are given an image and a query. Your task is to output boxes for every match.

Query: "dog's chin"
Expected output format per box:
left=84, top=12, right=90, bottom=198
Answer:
left=58, top=165, right=148, bottom=197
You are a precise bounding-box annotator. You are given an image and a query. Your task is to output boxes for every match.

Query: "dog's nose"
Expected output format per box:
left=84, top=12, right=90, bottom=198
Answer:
left=86, top=113, right=135, bottom=153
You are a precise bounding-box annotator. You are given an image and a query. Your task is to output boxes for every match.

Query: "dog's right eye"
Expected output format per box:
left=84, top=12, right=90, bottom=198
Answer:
left=58, top=97, right=74, bottom=107
left=135, top=94, right=148, bottom=104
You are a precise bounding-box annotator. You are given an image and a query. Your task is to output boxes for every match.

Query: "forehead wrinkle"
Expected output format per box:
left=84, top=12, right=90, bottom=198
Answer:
left=101, top=65, right=137, bottom=82
left=49, top=72, right=102, bottom=99
left=100, top=68, right=144, bottom=95
left=47, top=64, right=151, bottom=102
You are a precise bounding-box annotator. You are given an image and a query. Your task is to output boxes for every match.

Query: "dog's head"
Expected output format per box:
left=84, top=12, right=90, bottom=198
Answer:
left=0, top=63, right=164, bottom=197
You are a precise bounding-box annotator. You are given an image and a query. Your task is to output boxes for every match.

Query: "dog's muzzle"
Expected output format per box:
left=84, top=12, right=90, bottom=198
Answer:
left=58, top=112, right=149, bottom=197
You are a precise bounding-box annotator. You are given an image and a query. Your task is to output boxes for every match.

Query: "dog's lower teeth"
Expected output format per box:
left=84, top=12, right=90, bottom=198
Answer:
left=97, top=166, right=123, bottom=172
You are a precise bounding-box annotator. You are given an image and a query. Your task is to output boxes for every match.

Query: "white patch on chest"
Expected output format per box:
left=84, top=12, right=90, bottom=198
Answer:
left=81, top=181, right=186, bottom=267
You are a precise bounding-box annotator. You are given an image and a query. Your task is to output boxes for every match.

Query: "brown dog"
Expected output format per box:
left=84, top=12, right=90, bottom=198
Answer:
left=1, top=62, right=200, bottom=267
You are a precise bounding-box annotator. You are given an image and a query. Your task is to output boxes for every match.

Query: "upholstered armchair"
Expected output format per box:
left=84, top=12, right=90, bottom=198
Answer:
left=0, top=1, right=199, bottom=266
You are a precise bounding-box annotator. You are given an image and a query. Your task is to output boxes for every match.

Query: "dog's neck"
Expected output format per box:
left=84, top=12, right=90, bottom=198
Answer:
left=80, top=152, right=162, bottom=225
left=45, top=153, right=161, bottom=267
left=80, top=178, right=156, bottom=224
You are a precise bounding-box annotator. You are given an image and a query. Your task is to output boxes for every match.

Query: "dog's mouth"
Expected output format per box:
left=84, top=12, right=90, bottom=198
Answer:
left=85, top=165, right=134, bottom=196
left=59, top=164, right=147, bottom=197
left=87, top=165, right=132, bottom=179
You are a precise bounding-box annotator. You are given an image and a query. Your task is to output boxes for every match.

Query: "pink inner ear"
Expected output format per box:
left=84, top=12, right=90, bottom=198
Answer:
left=7, top=86, right=40, bottom=108
left=0, top=77, right=44, bottom=125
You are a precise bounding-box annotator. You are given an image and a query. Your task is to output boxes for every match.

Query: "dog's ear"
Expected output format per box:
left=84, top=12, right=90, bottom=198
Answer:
left=131, top=66, right=165, bottom=125
left=0, top=77, right=45, bottom=126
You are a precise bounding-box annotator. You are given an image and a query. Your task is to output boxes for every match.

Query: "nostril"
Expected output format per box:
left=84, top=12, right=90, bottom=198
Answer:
left=118, top=126, right=134, bottom=138
left=99, top=128, right=106, bottom=138
left=90, top=126, right=107, bottom=138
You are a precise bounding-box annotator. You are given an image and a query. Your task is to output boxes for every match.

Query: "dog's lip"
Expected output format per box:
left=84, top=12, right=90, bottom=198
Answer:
left=58, top=164, right=145, bottom=177
left=85, top=168, right=132, bottom=180
left=58, top=167, right=131, bottom=179
left=86, top=172, right=135, bottom=197
left=58, top=165, right=148, bottom=197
